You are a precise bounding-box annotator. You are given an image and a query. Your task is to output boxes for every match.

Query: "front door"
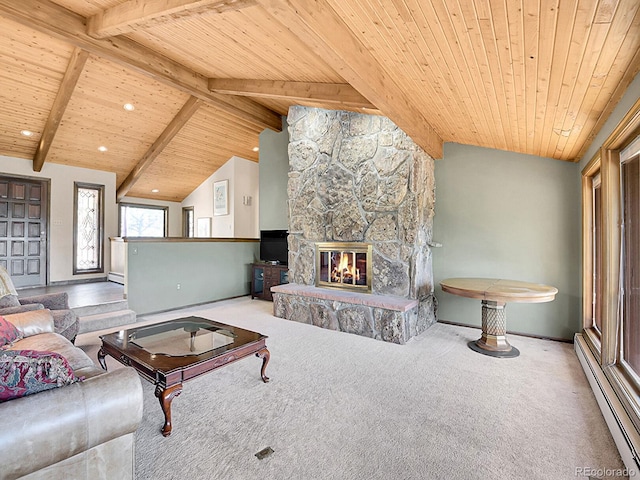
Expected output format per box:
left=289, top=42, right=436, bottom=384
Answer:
left=0, top=177, right=48, bottom=288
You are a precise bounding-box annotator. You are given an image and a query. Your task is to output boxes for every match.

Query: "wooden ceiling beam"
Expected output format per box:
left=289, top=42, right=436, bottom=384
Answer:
left=117, top=96, right=201, bottom=201
left=0, top=0, right=281, bottom=133
left=88, top=0, right=257, bottom=39
left=33, top=47, right=89, bottom=172
left=255, top=0, right=443, bottom=159
left=208, top=78, right=377, bottom=109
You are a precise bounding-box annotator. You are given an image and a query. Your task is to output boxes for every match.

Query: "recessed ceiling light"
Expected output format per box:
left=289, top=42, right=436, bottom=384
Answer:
left=98, top=146, right=108, bottom=152
left=151, top=189, right=159, bottom=193
left=252, top=147, right=259, bottom=152
left=20, top=130, right=33, bottom=137
left=123, top=103, right=135, bottom=111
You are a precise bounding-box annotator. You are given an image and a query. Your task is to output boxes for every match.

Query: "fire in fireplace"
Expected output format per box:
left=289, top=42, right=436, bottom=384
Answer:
left=315, top=242, right=372, bottom=293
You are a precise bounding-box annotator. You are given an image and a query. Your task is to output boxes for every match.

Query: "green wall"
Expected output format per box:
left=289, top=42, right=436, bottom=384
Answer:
left=433, top=143, right=581, bottom=340
left=259, top=116, right=289, bottom=231
left=126, top=240, right=259, bottom=315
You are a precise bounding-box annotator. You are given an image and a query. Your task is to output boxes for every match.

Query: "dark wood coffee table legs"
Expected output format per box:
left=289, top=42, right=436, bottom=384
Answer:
left=152, top=349, right=270, bottom=436
left=97, top=347, right=107, bottom=370
left=256, top=347, right=270, bottom=383
left=98, top=318, right=271, bottom=437
left=155, top=384, right=183, bottom=437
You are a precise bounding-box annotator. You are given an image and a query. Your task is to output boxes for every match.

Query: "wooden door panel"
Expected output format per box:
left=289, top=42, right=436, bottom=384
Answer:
left=13, top=203, right=25, bottom=218
left=28, top=222, right=40, bottom=237
left=0, top=177, right=47, bottom=287
left=12, top=184, right=25, bottom=201
left=11, top=241, right=24, bottom=256
left=29, top=184, right=41, bottom=201
left=28, top=241, right=39, bottom=256
left=28, top=204, right=40, bottom=218
left=27, top=258, right=40, bottom=274
left=11, top=259, right=24, bottom=276
left=11, top=222, right=24, bottom=237
left=12, top=183, right=25, bottom=200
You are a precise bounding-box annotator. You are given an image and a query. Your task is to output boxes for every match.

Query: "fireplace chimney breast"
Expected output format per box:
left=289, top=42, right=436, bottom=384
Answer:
left=277, top=106, right=437, bottom=343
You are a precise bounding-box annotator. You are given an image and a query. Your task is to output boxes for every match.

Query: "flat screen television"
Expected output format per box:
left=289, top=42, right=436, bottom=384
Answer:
left=260, top=230, right=288, bottom=265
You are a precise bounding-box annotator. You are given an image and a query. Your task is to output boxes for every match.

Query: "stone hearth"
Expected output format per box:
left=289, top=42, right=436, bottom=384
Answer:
left=272, top=106, right=437, bottom=344
left=272, top=283, right=418, bottom=344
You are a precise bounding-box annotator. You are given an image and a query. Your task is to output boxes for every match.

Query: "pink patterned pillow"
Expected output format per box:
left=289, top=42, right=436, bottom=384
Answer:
left=0, top=349, right=81, bottom=402
left=0, top=316, right=21, bottom=348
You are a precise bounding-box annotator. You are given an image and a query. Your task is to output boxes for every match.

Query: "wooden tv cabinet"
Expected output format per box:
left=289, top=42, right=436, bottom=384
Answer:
left=251, top=263, right=288, bottom=301
left=251, top=263, right=289, bottom=302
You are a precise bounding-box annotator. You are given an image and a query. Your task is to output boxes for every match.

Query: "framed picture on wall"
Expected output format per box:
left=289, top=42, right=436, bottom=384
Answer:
left=213, top=179, right=229, bottom=216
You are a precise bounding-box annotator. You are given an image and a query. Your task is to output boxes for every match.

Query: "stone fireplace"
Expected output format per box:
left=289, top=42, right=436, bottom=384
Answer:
left=271, top=106, right=437, bottom=344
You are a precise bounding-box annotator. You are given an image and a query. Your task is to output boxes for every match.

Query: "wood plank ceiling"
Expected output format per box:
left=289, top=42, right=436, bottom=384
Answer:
left=0, top=0, right=639, bottom=202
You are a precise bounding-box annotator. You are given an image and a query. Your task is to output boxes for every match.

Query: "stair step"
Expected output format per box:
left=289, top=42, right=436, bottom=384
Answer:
left=78, top=309, right=137, bottom=335
left=72, top=299, right=129, bottom=317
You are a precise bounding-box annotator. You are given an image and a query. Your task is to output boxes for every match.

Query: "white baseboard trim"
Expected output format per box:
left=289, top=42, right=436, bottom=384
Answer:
left=575, top=333, right=640, bottom=473
left=107, top=272, right=125, bottom=285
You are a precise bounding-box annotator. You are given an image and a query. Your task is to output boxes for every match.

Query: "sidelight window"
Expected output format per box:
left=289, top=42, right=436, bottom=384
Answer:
left=592, top=172, right=602, bottom=334
left=74, top=183, right=104, bottom=274
left=582, top=158, right=602, bottom=353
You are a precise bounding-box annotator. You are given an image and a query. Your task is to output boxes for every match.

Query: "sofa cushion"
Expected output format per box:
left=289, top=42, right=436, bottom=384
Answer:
left=0, top=349, right=81, bottom=402
left=0, top=317, right=22, bottom=348
left=19, top=292, right=69, bottom=310
left=0, top=303, right=44, bottom=316
left=50, top=309, right=79, bottom=342
left=3, top=309, right=55, bottom=338
left=0, top=295, right=19, bottom=308
left=10, top=332, right=96, bottom=372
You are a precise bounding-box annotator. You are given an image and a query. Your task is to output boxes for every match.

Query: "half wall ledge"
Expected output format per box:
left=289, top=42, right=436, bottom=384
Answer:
left=271, top=283, right=420, bottom=344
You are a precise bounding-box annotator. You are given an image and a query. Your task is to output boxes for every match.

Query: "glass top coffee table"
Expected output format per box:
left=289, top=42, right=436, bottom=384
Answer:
left=98, top=316, right=270, bottom=436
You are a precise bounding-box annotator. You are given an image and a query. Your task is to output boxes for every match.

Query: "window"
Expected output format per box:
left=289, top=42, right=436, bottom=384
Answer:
left=592, top=173, right=602, bottom=334
left=182, top=206, right=194, bottom=238
left=582, top=158, right=602, bottom=352
left=119, top=203, right=168, bottom=237
left=621, top=144, right=640, bottom=380
left=74, top=183, right=104, bottom=274
left=581, top=99, right=640, bottom=439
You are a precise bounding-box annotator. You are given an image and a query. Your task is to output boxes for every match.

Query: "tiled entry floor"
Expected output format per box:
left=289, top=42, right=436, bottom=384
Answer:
left=17, top=281, right=125, bottom=308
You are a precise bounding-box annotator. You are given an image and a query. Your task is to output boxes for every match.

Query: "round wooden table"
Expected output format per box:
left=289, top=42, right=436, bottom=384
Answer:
left=439, top=278, right=558, bottom=358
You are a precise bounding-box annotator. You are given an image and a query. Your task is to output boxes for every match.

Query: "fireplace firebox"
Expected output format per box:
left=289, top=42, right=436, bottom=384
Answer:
left=315, top=242, right=372, bottom=293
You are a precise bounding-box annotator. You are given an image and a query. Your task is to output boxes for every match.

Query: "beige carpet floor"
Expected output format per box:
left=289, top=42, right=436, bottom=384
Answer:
left=76, top=296, right=625, bottom=480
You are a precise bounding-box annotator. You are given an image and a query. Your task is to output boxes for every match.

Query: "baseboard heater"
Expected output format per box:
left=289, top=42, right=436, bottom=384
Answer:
left=575, top=333, right=640, bottom=472
left=107, top=272, right=125, bottom=285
